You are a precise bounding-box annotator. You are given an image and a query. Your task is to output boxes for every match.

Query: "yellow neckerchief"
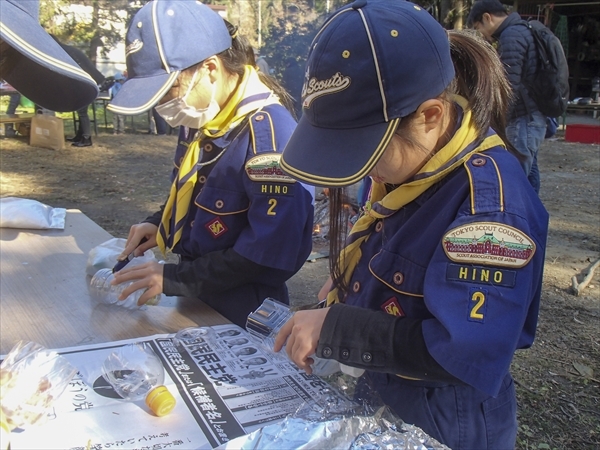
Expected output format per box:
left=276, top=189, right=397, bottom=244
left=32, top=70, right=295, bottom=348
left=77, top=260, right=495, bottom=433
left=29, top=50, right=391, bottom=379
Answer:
left=202, top=65, right=279, bottom=139
left=326, top=95, right=505, bottom=306
left=157, top=65, right=280, bottom=255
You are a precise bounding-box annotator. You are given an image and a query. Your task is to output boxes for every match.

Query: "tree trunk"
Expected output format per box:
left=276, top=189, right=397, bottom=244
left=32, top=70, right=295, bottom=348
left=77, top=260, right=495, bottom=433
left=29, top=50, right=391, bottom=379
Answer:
left=88, top=0, right=101, bottom=64
left=454, top=0, right=464, bottom=30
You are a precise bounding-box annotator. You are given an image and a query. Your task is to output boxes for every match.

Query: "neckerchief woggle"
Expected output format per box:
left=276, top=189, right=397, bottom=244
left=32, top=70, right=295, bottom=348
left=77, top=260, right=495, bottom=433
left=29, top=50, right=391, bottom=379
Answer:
left=326, top=95, right=505, bottom=306
left=157, top=66, right=280, bottom=255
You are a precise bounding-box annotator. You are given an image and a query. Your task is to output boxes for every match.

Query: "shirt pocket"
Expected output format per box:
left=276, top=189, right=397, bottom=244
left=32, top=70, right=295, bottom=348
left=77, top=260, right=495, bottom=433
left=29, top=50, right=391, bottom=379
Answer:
left=369, top=249, right=427, bottom=298
left=195, top=185, right=250, bottom=216
left=190, top=186, right=250, bottom=252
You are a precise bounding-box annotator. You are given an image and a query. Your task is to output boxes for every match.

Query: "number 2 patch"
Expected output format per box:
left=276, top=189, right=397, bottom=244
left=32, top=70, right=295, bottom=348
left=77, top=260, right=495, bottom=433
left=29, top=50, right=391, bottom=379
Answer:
left=468, top=287, right=488, bottom=323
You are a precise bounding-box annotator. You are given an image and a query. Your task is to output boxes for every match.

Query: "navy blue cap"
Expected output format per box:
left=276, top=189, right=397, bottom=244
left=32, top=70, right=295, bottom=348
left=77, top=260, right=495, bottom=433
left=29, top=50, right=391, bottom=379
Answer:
left=0, top=0, right=99, bottom=112
left=280, top=0, right=455, bottom=187
left=108, top=0, right=231, bottom=115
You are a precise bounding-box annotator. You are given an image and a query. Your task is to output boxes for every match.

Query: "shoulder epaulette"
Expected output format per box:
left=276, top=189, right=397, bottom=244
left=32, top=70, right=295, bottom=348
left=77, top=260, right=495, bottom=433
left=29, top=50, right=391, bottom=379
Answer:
left=248, top=110, right=277, bottom=155
left=464, top=153, right=504, bottom=215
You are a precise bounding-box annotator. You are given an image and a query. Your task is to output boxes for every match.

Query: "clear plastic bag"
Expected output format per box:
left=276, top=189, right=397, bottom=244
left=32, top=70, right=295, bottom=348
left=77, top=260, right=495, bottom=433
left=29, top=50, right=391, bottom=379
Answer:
left=85, top=237, right=156, bottom=276
left=0, top=341, right=77, bottom=432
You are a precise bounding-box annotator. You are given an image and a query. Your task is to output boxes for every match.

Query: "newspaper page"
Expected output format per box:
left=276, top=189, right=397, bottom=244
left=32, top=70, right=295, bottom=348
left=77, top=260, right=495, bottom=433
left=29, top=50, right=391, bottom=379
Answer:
left=7, top=324, right=350, bottom=450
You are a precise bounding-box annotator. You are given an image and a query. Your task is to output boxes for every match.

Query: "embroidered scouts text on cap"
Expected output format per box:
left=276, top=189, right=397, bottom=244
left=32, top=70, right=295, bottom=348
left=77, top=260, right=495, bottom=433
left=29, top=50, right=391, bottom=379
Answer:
left=280, top=0, right=454, bottom=187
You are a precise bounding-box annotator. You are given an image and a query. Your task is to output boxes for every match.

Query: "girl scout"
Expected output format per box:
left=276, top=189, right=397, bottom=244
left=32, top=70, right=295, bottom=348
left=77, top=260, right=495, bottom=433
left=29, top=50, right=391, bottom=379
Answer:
left=275, top=0, right=549, bottom=448
left=108, top=0, right=314, bottom=327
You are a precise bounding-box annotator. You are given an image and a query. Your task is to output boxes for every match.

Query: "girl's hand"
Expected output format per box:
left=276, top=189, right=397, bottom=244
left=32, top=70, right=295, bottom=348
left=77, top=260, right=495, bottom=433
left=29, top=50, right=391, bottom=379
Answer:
left=273, top=308, right=330, bottom=374
left=118, top=223, right=158, bottom=261
left=111, top=260, right=164, bottom=306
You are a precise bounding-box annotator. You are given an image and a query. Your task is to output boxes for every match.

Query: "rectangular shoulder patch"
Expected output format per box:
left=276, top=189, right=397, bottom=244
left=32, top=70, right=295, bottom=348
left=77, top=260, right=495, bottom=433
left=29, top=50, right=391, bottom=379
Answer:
left=446, top=264, right=516, bottom=288
left=253, top=182, right=295, bottom=196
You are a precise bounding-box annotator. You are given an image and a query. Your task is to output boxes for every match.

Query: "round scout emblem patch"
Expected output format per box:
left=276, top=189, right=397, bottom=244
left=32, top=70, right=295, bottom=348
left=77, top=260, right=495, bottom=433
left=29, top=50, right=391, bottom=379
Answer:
left=443, top=222, right=536, bottom=268
left=245, top=154, right=296, bottom=183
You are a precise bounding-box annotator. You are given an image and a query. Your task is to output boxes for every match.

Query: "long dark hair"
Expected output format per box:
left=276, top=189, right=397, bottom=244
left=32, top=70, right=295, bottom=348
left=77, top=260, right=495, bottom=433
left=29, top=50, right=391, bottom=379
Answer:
left=218, top=20, right=296, bottom=117
left=328, top=29, right=514, bottom=299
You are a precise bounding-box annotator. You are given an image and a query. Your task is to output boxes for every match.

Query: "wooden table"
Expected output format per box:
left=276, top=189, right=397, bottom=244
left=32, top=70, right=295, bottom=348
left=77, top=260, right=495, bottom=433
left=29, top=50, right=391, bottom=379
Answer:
left=0, top=113, right=35, bottom=125
left=0, top=209, right=228, bottom=355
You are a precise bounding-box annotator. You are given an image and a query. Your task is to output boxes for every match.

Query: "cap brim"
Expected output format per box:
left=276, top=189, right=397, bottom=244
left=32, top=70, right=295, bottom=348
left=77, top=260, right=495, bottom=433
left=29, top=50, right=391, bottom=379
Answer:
left=281, top=116, right=400, bottom=187
left=108, top=71, right=179, bottom=115
left=0, top=4, right=99, bottom=112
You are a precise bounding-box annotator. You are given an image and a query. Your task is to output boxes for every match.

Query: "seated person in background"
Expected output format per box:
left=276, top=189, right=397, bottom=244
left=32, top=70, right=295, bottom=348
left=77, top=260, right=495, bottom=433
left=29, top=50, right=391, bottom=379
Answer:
left=0, top=0, right=98, bottom=112
left=108, top=1, right=314, bottom=327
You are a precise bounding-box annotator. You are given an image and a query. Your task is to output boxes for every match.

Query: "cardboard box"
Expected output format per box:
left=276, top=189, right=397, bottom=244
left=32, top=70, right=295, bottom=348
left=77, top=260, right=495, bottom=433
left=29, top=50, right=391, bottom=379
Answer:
left=565, top=124, right=600, bottom=145
left=29, top=114, right=65, bottom=150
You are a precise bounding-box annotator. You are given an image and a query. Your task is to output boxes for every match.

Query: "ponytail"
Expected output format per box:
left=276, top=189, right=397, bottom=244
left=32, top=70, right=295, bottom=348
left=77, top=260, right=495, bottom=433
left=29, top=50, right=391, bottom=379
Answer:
left=218, top=20, right=296, bottom=117
left=447, top=30, right=516, bottom=155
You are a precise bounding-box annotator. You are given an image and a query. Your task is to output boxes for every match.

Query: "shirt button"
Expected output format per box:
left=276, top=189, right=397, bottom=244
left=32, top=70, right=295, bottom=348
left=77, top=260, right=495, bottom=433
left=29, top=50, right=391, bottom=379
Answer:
left=352, top=281, right=360, bottom=293
left=204, top=143, right=213, bottom=152
left=215, top=200, right=224, bottom=209
left=341, top=349, right=349, bottom=360
left=472, top=157, right=486, bottom=166
left=375, top=221, right=383, bottom=232
left=322, top=347, right=333, bottom=358
left=361, top=352, right=372, bottom=363
left=190, top=220, right=195, bottom=228
left=393, top=272, right=404, bottom=285
left=198, top=175, right=207, bottom=183
left=254, top=114, right=265, bottom=121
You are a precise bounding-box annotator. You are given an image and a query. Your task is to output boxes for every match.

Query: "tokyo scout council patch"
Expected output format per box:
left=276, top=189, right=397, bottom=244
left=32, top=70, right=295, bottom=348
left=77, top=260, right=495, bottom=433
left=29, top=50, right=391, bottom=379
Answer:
left=442, top=222, right=536, bottom=268
left=245, top=154, right=296, bottom=183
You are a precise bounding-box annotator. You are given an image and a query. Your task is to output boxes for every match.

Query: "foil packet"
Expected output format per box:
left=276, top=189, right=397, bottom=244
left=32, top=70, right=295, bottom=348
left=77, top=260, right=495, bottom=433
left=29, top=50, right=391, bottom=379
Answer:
left=215, top=381, right=449, bottom=450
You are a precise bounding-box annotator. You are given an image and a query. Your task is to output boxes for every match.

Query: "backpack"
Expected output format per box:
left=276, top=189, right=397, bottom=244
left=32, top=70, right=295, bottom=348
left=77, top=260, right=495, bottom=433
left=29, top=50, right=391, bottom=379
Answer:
left=521, top=20, right=570, bottom=118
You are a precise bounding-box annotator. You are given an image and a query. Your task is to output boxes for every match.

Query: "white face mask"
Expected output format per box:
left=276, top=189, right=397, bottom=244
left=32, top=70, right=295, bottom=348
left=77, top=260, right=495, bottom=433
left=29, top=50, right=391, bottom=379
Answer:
left=155, top=69, right=221, bottom=129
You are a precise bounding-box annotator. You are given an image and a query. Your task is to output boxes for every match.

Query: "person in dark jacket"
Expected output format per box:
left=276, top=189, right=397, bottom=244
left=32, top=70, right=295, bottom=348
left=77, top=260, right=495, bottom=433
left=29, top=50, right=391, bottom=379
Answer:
left=52, top=36, right=106, bottom=147
left=468, top=0, right=546, bottom=193
left=108, top=1, right=314, bottom=328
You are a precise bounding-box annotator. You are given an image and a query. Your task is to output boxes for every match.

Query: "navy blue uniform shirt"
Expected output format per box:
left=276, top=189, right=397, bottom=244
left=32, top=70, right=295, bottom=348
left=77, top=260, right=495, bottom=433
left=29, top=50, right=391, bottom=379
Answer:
left=148, top=104, right=314, bottom=326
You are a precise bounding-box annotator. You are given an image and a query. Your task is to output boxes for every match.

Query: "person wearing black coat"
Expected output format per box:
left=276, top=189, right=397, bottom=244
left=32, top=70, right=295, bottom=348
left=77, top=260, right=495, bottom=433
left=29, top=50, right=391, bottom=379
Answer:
left=52, top=36, right=106, bottom=147
left=468, top=0, right=547, bottom=194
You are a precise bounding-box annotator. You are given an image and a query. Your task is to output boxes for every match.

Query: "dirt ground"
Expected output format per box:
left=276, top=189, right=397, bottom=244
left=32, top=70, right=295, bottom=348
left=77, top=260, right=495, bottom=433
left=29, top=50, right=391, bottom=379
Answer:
left=1, top=126, right=598, bottom=449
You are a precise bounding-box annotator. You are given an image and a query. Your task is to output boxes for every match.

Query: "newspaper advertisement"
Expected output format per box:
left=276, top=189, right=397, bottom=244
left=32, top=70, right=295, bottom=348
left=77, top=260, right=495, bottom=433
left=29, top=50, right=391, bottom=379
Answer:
left=7, top=324, right=350, bottom=450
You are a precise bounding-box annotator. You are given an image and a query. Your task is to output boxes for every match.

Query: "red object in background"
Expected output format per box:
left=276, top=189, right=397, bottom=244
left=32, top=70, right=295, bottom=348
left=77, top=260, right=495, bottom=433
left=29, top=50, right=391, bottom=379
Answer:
left=565, top=124, right=600, bottom=144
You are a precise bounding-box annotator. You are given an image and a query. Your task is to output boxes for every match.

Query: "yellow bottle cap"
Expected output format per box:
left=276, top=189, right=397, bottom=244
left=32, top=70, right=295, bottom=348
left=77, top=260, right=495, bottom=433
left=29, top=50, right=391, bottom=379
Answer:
left=145, top=385, right=176, bottom=417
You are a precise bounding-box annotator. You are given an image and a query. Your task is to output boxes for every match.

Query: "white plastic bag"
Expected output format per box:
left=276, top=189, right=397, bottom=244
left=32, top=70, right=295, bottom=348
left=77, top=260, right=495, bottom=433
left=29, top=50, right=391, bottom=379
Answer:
left=86, top=237, right=157, bottom=276
left=0, top=197, right=66, bottom=229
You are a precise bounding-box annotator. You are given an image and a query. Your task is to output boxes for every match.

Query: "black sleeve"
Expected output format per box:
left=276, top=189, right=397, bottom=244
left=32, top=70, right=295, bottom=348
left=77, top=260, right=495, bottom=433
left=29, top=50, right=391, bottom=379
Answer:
left=162, top=247, right=271, bottom=299
left=53, top=39, right=105, bottom=84
left=317, top=303, right=461, bottom=383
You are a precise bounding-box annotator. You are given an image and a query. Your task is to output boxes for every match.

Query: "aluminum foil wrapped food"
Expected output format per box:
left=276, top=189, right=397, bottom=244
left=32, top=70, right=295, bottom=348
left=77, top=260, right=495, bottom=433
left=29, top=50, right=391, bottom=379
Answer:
left=216, top=383, right=449, bottom=450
